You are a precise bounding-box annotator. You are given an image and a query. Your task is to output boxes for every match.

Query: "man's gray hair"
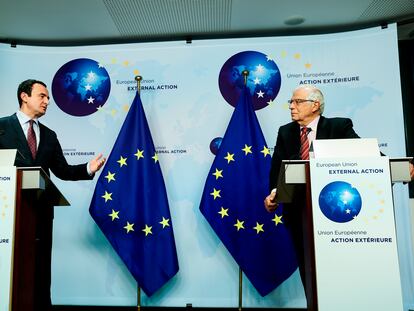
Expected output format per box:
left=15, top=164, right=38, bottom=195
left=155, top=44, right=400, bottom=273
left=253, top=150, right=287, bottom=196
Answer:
left=293, top=85, right=325, bottom=114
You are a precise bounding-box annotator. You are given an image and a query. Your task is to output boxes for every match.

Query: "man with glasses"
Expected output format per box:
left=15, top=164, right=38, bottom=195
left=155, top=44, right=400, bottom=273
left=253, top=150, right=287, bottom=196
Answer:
left=263, top=84, right=360, bottom=296
left=264, top=84, right=414, bottom=297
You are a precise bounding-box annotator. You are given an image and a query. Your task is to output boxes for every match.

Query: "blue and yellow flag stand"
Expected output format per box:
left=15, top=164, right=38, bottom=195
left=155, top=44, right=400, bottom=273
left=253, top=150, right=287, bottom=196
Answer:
left=89, top=76, right=179, bottom=306
left=199, top=71, right=297, bottom=303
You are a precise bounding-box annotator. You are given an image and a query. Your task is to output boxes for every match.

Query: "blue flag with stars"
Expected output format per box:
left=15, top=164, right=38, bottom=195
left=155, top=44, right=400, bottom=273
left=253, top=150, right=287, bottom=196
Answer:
left=89, top=91, right=179, bottom=297
left=199, top=86, right=297, bottom=296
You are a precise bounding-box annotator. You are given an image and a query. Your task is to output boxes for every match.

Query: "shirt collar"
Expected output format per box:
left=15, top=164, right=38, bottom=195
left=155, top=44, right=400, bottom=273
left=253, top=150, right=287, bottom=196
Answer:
left=301, top=115, right=320, bottom=133
left=16, top=110, right=39, bottom=126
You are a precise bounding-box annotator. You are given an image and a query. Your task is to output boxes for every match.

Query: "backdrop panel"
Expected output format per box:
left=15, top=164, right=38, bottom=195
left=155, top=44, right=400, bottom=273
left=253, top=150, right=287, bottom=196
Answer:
left=0, top=24, right=412, bottom=309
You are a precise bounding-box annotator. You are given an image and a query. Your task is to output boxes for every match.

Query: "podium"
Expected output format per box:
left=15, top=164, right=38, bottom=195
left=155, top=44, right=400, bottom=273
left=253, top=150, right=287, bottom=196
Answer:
left=0, top=151, right=69, bottom=311
left=276, top=139, right=411, bottom=311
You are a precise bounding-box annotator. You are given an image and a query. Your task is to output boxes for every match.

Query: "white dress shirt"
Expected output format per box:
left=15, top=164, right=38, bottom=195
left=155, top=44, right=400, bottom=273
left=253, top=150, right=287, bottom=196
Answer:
left=16, top=110, right=40, bottom=148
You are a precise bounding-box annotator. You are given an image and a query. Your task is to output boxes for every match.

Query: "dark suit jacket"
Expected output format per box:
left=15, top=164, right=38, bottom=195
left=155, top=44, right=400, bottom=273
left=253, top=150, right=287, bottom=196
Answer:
left=0, top=113, right=93, bottom=309
left=268, top=116, right=360, bottom=288
left=0, top=113, right=92, bottom=181
left=269, top=115, right=360, bottom=190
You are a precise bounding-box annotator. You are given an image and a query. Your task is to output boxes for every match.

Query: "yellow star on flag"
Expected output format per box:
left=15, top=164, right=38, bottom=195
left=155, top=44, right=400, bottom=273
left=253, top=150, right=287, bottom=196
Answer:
left=253, top=222, right=264, bottom=234
left=210, top=188, right=221, bottom=200
left=212, top=168, right=223, bottom=179
left=152, top=153, right=159, bottom=163
left=117, top=156, right=127, bottom=167
left=135, top=149, right=144, bottom=160
left=305, top=62, right=312, bottom=69
left=102, top=191, right=112, bottom=202
left=124, top=222, right=134, bottom=233
left=272, top=214, right=283, bottom=226
left=234, top=219, right=245, bottom=231
left=142, top=224, right=153, bottom=236
left=109, top=209, right=120, bottom=221
left=224, top=152, right=235, bottom=164
left=105, top=171, right=116, bottom=183
left=261, top=146, right=271, bottom=157
left=242, top=144, right=252, bottom=155
left=218, top=207, right=229, bottom=218
left=159, top=217, right=170, bottom=228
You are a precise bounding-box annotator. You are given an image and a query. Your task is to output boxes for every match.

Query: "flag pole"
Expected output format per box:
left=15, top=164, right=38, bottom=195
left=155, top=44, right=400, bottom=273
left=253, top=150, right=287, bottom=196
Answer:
left=135, top=74, right=142, bottom=311
left=242, top=69, right=249, bottom=86
left=238, top=69, right=250, bottom=311
left=135, top=75, right=142, bottom=94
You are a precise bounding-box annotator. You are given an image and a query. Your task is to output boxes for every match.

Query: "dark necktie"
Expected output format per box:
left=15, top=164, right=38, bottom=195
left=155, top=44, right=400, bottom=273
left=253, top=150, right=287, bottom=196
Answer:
left=27, top=119, right=37, bottom=159
left=300, top=126, right=309, bottom=160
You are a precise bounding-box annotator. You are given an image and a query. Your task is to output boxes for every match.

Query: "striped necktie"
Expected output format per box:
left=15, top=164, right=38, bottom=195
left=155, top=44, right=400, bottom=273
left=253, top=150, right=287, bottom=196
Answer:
left=300, top=126, right=309, bottom=160
left=27, top=119, right=37, bottom=159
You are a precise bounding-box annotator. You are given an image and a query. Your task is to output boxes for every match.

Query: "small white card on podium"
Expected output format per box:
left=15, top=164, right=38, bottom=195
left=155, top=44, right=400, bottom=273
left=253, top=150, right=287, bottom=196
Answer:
left=311, top=138, right=380, bottom=158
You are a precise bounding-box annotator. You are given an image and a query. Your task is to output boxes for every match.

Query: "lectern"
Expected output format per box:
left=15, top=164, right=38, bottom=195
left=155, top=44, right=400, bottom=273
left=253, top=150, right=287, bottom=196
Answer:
left=276, top=139, right=411, bottom=311
left=0, top=150, right=69, bottom=311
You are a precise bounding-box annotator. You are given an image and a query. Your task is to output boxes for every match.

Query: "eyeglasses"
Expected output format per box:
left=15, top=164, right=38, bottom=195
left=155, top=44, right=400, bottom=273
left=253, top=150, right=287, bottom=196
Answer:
left=288, top=99, right=317, bottom=105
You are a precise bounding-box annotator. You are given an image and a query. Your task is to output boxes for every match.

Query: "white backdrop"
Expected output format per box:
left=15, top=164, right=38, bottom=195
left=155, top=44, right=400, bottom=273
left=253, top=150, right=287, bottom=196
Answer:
left=0, top=24, right=413, bottom=309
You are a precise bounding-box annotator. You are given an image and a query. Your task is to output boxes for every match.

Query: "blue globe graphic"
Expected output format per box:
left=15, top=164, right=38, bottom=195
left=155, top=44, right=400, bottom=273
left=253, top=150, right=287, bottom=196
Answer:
left=318, top=181, right=362, bottom=223
left=52, top=58, right=111, bottom=116
left=218, top=51, right=281, bottom=110
left=210, top=137, right=222, bottom=155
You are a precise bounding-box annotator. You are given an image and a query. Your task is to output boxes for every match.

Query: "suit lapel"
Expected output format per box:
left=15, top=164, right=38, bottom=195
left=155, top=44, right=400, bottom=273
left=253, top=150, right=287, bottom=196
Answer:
left=288, top=122, right=301, bottom=159
left=35, top=123, right=48, bottom=162
left=316, top=116, right=330, bottom=139
left=7, top=114, right=34, bottom=165
left=10, top=114, right=31, bottom=155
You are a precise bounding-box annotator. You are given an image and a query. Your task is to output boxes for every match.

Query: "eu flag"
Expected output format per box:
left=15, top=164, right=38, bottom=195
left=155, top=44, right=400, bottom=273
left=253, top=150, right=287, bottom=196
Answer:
left=199, top=86, right=297, bottom=296
left=89, top=91, right=179, bottom=296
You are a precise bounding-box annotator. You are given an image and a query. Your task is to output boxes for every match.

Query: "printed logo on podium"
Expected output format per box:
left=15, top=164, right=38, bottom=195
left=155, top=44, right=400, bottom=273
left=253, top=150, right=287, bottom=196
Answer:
left=318, top=181, right=362, bottom=223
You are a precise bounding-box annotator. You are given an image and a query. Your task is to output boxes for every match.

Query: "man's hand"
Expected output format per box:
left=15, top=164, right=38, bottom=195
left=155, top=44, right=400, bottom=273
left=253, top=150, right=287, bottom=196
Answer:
left=264, top=190, right=278, bottom=213
left=89, top=153, right=106, bottom=174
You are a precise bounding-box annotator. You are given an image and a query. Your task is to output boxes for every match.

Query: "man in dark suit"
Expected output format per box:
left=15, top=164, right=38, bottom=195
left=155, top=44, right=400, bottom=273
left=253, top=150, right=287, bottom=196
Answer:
left=0, top=79, right=106, bottom=310
left=264, top=85, right=361, bottom=298
left=264, top=85, right=414, bottom=297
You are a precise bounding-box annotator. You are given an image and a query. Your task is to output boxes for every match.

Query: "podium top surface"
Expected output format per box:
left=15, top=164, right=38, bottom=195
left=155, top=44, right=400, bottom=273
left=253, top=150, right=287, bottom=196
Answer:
left=17, top=166, right=70, bottom=206
left=276, top=157, right=412, bottom=203
left=311, top=138, right=380, bottom=158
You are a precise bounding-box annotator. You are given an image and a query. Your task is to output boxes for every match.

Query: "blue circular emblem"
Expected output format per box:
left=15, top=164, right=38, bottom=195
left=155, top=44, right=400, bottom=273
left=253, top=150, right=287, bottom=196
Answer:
left=218, top=51, right=281, bottom=110
left=52, top=58, right=111, bottom=116
left=318, top=181, right=362, bottom=223
left=210, top=137, right=222, bottom=155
